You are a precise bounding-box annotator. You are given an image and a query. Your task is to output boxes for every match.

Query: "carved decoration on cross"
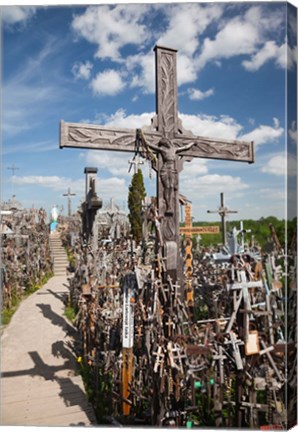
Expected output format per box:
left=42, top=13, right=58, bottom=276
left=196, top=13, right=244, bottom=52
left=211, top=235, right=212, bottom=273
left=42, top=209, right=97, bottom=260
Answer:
left=60, top=45, right=254, bottom=282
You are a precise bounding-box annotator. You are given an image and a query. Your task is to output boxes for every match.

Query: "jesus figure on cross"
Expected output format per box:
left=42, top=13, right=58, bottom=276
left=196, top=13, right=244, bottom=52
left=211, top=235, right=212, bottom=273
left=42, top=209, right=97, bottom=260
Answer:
left=148, top=137, right=196, bottom=215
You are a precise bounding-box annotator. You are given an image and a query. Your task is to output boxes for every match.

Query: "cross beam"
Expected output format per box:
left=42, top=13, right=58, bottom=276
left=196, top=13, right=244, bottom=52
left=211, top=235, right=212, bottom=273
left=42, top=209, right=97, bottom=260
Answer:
left=60, top=45, right=254, bottom=282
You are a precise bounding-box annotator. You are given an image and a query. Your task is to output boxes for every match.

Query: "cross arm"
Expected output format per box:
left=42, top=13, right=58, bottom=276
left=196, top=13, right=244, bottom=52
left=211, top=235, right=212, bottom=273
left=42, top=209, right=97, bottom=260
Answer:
left=180, top=226, right=220, bottom=234
left=60, top=121, right=161, bottom=152
left=173, top=134, right=254, bottom=163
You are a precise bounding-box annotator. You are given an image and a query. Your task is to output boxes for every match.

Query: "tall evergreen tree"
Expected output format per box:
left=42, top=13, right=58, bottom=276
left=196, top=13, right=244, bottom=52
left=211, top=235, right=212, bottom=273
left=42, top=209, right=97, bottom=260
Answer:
left=128, top=169, right=146, bottom=243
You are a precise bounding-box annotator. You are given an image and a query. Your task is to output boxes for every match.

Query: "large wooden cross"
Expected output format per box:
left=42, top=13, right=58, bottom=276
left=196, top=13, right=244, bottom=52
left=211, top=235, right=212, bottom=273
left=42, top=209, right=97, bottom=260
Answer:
left=60, top=45, right=254, bottom=282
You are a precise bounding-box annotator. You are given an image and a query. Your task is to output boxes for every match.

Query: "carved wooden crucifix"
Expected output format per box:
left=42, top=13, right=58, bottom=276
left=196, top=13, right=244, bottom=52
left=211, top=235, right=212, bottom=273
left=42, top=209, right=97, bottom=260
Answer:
left=60, top=45, right=254, bottom=282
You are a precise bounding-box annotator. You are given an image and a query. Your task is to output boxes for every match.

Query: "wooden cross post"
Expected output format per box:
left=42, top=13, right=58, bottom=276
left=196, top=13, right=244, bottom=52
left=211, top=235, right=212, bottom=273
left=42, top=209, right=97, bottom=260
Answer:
left=60, top=46, right=254, bottom=284
left=207, top=192, right=238, bottom=245
left=180, top=202, right=219, bottom=305
left=63, top=187, right=76, bottom=217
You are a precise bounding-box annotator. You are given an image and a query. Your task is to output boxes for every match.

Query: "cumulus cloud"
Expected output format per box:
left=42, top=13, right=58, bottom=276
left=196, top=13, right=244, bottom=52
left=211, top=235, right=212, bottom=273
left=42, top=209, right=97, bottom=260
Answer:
left=90, top=70, right=125, bottom=96
left=127, top=52, right=155, bottom=93
left=71, top=5, right=150, bottom=61
left=11, top=174, right=128, bottom=203
left=197, top=6, right=284, bottom=71
left=187, top=87, right=214, bottom=100
left=12, top=176, right=84, bottom=192
left=180, top=113, right=243, bottom=140
left=85, top=150, right=135, bottom=177
left=240, top=120, right=284, bottom=147
left=70, top=4, right=289, bottom=95
left=242, top=41, right=284, bottom=71
left=157, top=3, right=223, bottom=57
left=2, top=6, right=36, bottom=25
left=180, top=174, right=249, bottom=197
left=261, top=154, right=297, bottom=177
left=72, top=61, right=93, bottom=80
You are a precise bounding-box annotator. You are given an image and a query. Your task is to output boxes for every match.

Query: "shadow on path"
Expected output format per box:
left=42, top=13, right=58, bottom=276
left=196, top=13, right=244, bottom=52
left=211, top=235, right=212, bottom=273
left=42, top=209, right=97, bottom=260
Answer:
left=36, top=303, right=76, bottom=336
left=36, top=289, right=68, bottom=304
left=2, top=342, right=96, bottom=425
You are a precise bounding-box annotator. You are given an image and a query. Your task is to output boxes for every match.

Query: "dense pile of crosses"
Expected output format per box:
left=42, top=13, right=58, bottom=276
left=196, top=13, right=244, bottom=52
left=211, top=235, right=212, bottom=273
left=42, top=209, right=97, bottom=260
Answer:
left=1, top=207, right=53, bottom=310
left=60, top=212, right=292, bottom=429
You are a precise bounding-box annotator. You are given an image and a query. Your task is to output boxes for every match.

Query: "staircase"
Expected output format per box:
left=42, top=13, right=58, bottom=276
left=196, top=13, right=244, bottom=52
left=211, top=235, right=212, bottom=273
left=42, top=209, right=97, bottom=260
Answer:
left=50, top=232, right=69, bottom=276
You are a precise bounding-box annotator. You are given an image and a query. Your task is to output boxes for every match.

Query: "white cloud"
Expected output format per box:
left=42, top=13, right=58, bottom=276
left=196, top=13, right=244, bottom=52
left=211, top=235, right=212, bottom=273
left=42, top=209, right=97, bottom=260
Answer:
left=85, top=150, right=135, bottom=177
left=72, top=61, right=93, bottom=80
left=2, top=6, right=36, bottom=25
left=197, top=16, right=258, bottom=70
left=177, top=54, right=198, bottom=86
left=90, top=70, right=125, bottom=96
left=180, top=159, right=208, bottom=177
left=125, top=3, right=223, bottom=92
left=12, top=176, right=84, bottom=192
left=71, top=5, right=150, bottom=61
left=180, top=113, right=243, bottom=140
left=11, top=175, right=128, bottom=204
left=127, top=52, right=155, bottom=94
left=242, top=41, right=283, bottom=71
left=70, top=4, right=288, bottom=96
left=261, top=155, right=286, bottom=176
left=98, top=177, right=127, bottom=201
left=261, top=154, right=297, bottom=177
left=197, top=6, right=284, bottom=71
left=187, top=87, right=214, bottom=101
left=95, top=109, right=154, bottom=130
left=157, top=3, right=223, bottom=57
left=240, top=120, right=284, bottom=147
left=180, top=174, right=249, bottom=197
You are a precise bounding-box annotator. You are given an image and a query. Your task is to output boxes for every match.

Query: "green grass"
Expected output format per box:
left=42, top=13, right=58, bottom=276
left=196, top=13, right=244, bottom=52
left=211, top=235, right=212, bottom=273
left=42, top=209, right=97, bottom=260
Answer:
left=1, top=271, right=53, bottom=326
left=64, top=305, right=76, bottom=323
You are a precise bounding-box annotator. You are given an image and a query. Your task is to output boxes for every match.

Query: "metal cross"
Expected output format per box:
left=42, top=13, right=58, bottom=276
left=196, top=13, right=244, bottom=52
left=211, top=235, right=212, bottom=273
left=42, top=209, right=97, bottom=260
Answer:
left=207, top=192, right=238, bottom=245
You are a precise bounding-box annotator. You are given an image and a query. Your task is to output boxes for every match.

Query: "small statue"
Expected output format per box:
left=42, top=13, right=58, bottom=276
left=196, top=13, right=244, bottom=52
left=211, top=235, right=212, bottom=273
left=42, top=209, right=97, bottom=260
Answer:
left=148, top=138, right=196, bottom=214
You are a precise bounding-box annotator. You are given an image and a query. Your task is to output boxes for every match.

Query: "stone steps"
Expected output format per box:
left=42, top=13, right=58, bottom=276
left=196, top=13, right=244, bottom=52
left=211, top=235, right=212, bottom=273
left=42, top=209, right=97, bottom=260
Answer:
left=50, top=233, right=69, bottom=276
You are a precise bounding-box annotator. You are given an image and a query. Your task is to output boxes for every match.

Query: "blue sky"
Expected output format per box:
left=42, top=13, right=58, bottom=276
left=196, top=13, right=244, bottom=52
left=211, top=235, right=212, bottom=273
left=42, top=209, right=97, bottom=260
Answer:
left=1, top=1, right=297, bottom=222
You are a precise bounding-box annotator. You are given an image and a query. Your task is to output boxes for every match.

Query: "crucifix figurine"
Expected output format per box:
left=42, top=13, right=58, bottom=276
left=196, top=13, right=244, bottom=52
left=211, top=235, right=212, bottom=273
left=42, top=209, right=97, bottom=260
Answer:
left=147, top=137, right=196, bottom=214
left=60, top=45, right=254, bottom=283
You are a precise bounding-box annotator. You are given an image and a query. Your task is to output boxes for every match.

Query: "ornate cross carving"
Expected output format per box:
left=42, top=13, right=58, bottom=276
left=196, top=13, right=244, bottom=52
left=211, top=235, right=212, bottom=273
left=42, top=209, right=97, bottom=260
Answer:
left=60, top=45, right=254, bottom=282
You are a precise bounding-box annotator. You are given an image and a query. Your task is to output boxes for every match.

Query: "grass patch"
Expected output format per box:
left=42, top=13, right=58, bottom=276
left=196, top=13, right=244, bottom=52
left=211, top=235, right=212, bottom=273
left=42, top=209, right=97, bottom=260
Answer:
left=64, top=305, right=76, bottom=323
left=1, top=271, right=53, bottom=326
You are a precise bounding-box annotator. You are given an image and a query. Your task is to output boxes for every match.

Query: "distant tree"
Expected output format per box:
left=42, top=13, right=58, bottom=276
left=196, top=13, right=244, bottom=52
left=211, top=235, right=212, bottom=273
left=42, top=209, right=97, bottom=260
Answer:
left=128, top=169, right=146, bottom=243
